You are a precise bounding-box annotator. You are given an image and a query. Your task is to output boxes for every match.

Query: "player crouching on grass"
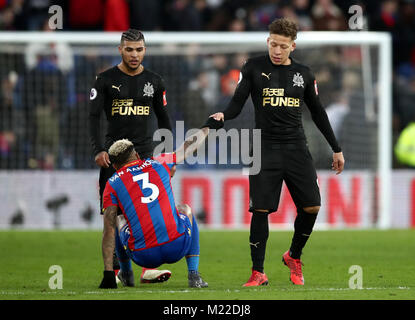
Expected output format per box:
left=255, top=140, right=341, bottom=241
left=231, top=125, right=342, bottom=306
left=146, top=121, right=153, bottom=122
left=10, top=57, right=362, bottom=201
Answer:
left=99, top=117, right=224, bottom=289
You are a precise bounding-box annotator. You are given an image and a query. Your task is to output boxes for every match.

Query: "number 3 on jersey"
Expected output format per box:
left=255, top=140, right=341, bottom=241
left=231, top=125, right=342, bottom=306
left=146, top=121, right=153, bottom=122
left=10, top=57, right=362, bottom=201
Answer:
left=133, top=172, right=159, bottom=203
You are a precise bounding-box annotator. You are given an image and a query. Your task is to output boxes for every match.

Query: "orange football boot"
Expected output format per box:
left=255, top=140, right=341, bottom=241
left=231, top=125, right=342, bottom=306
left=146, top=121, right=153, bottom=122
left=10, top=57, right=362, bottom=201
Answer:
left=243, top=269, right=269, bottom=287
left=282, top=250, right=304, bottom=285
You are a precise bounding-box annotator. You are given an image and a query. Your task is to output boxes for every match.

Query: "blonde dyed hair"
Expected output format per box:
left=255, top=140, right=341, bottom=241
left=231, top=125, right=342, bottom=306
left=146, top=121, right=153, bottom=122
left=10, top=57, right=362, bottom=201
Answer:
left=108, top=139, right=135, bottom=166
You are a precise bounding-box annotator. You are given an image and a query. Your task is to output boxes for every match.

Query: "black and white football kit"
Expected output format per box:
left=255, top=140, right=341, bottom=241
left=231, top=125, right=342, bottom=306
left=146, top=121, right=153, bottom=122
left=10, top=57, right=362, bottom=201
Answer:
left=222, top=55, right=341, bottom=212
left=88, top=66, right=172, bottom=209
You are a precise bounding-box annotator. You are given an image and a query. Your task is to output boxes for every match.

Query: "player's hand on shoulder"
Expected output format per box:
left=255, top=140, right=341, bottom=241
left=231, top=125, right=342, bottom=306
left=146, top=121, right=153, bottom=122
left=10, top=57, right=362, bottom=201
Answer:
left=99, top=270, right=117, bottom=289
left=332, top=152, right=345, bottom=175
left=95, top=151, right=111, bottom=168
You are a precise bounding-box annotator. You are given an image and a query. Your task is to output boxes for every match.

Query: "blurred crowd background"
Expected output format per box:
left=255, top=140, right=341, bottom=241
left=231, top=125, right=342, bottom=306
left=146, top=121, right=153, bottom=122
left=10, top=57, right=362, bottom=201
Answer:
left=0, top=0, right=414, bottom=170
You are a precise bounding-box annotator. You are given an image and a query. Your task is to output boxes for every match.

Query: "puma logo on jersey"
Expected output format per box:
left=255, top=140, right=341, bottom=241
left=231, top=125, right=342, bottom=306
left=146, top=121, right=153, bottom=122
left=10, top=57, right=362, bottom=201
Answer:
left=112, top=84, right=122, bottom=92
left=261, top=72, right=271, bottom=80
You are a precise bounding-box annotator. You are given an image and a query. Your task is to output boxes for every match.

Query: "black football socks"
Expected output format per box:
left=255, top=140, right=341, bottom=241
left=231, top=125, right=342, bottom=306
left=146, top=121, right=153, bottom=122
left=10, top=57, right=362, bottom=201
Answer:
left=289, top=209, right=318, bottom=259
left=249, top=211, right=269, bottom=273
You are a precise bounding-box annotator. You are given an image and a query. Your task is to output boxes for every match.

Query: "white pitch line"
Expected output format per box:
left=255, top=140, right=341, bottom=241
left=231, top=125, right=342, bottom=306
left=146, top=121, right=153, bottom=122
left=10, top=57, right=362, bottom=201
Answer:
left=0, top=287, right=411, bottom=296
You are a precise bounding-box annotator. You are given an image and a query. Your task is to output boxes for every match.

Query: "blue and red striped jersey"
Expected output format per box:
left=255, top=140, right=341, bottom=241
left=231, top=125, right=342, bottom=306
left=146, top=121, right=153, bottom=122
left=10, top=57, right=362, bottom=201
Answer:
left=103, top=153, right=184, bottom=251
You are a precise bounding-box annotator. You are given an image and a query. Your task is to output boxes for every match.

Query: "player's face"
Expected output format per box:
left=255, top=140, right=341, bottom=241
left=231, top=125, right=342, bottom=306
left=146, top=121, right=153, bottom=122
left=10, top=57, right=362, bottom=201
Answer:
left=119, top=40, right=146, bottom=71
left=267, top=34, right=296, bottom=65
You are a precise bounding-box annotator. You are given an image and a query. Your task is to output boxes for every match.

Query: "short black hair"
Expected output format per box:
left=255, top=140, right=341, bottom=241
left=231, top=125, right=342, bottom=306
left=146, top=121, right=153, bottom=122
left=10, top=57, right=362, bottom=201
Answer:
left=121, top=29, right=145, bottom=44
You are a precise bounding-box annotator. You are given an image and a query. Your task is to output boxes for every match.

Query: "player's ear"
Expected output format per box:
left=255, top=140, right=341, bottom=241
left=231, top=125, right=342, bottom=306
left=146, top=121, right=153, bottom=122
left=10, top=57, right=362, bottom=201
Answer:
left=135, top=152, right=140, bottom=160
left=291, top=41, right=296, bottom=52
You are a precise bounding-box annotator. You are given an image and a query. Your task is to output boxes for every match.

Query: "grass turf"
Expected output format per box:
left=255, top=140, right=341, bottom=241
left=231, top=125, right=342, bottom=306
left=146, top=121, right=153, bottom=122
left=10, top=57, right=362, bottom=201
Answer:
left=0, top=229, right=414, bottom=300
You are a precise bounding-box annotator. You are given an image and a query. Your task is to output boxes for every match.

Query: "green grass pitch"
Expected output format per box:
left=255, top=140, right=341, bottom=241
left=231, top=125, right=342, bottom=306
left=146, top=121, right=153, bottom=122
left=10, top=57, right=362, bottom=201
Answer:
left=0, top=229, right=414, bottom=300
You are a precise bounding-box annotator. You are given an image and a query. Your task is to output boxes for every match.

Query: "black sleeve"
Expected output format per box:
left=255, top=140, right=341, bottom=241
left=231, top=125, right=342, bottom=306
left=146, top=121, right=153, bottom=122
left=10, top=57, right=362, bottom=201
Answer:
left=153, top=78, right=172, bottom=131
left=88, top=76, right=106, bottom=156
left=304, top=70, right=342, bottom=153
left=222, top=61, right=252, bottom=121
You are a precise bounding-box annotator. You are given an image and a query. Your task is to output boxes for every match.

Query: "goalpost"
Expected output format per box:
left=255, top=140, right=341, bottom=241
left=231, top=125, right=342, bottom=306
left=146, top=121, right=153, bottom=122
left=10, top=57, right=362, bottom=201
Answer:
left=0, top=31, right=392, bottom=229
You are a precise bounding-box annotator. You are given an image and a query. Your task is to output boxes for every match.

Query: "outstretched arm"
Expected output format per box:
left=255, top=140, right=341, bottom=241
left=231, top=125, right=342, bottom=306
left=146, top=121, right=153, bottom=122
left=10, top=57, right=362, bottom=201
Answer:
left=175, top=127, right=209, bottom=164
left=174, top=117, right=224, bottom=163
left=210, top=61, right=252, bottom=122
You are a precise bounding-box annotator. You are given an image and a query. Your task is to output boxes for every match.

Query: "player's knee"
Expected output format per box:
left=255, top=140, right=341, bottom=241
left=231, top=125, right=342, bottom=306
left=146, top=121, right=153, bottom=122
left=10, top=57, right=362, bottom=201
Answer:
left=303, top=206, right=320, bottom=214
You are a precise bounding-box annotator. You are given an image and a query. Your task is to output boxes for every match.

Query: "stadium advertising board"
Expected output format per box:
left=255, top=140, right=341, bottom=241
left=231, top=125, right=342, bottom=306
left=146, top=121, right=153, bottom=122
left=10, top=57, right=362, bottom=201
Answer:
left=0, top=170, right=413, bottom=229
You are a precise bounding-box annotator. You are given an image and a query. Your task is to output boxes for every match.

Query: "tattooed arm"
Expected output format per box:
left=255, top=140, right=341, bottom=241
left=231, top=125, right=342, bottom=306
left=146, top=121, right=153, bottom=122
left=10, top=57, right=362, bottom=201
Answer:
left=102, top=206, right=118, bottom=271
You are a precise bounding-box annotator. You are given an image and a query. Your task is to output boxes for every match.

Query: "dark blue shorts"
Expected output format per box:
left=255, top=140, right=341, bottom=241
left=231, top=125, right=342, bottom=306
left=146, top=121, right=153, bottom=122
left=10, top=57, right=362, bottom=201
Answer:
left=119, top=213, right=193, bottom=268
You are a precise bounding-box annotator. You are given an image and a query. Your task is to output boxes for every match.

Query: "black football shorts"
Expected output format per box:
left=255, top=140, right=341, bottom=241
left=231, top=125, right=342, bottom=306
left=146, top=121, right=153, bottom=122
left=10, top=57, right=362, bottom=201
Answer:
left=249, top=142, right=321, bottom=213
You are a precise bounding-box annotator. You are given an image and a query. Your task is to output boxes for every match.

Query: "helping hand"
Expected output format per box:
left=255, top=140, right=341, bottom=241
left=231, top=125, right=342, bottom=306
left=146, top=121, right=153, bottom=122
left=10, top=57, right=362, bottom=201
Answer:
left=209, top=112, right=224, bottom=122
left=202, top=117, right=224, bottom=130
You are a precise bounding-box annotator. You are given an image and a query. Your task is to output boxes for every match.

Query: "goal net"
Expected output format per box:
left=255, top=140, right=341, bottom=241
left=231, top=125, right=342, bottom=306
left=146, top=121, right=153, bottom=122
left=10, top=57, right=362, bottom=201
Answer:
left=0, top=31, right=392, bottom=229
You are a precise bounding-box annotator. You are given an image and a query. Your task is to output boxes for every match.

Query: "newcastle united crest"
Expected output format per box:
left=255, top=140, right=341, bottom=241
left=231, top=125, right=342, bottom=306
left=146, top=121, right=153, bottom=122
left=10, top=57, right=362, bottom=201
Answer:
left=143, top=82, right=154, bottom=97
left=293, top=72, right=304, bottom=88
